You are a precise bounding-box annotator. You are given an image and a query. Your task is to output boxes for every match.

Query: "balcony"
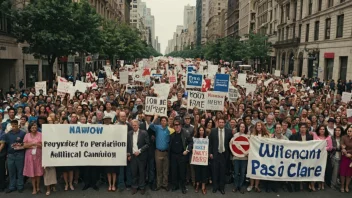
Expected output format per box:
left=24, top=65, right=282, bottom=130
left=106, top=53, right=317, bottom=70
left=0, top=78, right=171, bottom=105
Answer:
left=273, top=37, right=300, bottom=48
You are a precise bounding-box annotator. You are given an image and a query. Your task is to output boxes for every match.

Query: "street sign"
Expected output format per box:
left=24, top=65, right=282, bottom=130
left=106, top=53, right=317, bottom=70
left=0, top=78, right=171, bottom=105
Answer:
left=230, top=135, right=250, bottom=158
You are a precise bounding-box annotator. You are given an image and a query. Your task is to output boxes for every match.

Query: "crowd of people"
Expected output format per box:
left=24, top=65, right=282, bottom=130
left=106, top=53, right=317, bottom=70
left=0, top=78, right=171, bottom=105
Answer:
left=0, top=57, right=351, bottom=196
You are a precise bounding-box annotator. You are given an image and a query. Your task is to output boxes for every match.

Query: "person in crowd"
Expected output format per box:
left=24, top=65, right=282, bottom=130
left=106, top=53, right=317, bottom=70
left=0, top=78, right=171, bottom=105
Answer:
left=193, top=126, right=208, bottom=195
left=23, top=123, right=43, bottom=194
left=232, top=123, right=250, bottom=194
left=340, top=126, right=352, bottom=193
left=0, top=120, right=6, bottom=192
left=331, top=127, right=343, bottom=190
left=169, top=119, right=193, bottom=194
left=0, top=120, right=26, bottom=193
left=209, top=118, right=232, bottom=194
left=127, top=119, right=150, bottom=195
left=149, top=114, right=170, bottom=191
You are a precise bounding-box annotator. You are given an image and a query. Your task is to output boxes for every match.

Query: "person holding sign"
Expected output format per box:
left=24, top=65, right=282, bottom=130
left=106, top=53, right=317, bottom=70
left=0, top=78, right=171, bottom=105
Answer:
left=208, top=118, right=232, bottom=194
left=193, top=126, right=208, bottom=195
left=127, top=120, right=150, bottom=195
left=169, top=119, right=193, bottom=194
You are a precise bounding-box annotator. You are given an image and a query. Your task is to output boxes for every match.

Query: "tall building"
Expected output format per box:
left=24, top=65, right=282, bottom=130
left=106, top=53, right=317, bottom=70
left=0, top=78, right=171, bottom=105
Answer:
left=196, top=0, right=203, bottom=46
left=206, top=0, right=227, bottom=42
left=116, top=0, right=132, bottom=24
left=272, top=0, right=352, bottom=81
left=184, top=4, right=196, bottom=29
left=226, top=0, right=239, bottom=37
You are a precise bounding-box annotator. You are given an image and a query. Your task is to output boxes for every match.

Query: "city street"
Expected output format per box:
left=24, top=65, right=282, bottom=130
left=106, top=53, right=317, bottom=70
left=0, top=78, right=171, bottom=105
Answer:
left=0, top=182, right=350, bottom=198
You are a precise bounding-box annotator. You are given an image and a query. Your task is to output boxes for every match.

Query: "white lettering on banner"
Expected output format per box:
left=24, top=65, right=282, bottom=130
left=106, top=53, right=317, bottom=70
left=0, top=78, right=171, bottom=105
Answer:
left=247, top=136, right=327, bottom=181
left=191, top=138, right=209, bottom=166
left=144, top=97, right=167, bottom=117
left=42, top=124, right=127, bottom=167
left=187, top=91, right=206, bottom=110
left=206, top=91, right=226, bottom=111
left=188, top=74, right=201, bottom=84
left=35, top=81, right=47, bottom=96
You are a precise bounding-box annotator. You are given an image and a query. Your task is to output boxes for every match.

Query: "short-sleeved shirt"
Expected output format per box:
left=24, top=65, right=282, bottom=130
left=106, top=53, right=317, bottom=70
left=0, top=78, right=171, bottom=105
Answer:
left=1, top=130, right=26, bottom=155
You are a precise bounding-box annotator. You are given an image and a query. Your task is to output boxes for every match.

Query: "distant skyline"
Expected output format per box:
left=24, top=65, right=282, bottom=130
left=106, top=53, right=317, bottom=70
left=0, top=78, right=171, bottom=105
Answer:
left=144, top=0, right=196, bottom=54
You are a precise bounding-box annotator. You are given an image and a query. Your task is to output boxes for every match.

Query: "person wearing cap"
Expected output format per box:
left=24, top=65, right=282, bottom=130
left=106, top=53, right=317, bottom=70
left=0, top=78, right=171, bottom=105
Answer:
left=0, top=119, right=26, bottom=193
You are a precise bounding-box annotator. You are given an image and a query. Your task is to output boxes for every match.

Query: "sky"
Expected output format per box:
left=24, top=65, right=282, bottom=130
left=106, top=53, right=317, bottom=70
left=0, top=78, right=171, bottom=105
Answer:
left=145, top=0, right=196, bottom=54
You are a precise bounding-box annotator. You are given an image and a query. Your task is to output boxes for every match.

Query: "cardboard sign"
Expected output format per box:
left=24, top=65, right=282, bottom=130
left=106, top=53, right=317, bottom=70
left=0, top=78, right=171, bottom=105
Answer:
left=202, top=79, right=211, bottom=92
left=187, top=91, right=206, bottom=110
left=190, top=138, right=209, bottom=166
left=35, top=81, right=47, bottom=96
left=206, top=91, right=226, bottom=111
left=152, top=83, right=170, bottom=98
left=230, top=134, right=250, bottom=157
left=169, top=75, right=177, bottom=84
left=342, top=92, right=352, bottom=103
left=74, top=80, right=88, bottom=93
left=228, top=87, right=239, bottom=102
left=237, top=74, right=247, bottom=86
left=119, top=71, right=129, bottom=84
left=104, top=66, right=113, bottom=79
left=144, top=97, right=167, bottom=117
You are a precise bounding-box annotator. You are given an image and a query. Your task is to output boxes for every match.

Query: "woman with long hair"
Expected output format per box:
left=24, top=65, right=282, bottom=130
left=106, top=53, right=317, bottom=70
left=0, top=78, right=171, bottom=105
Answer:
left=232, top=123, right=249, bottom=194
left=23, top=123, right=43, bottom=194
left=193, top=126, right=208, bottom=195
left=310, top=125, right=333, bottom=191
left=331, top=127, right=343, bottom=189
left=247, top=121, right=270, bottom=193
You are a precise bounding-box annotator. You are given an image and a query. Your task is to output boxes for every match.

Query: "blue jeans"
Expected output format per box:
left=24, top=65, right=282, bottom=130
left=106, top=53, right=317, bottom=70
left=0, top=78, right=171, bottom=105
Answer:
left=118, top=164, right=132, bottom=189
left=233, top=160, right=247, bottom=189
left=7, top=153, right=25, bottom=190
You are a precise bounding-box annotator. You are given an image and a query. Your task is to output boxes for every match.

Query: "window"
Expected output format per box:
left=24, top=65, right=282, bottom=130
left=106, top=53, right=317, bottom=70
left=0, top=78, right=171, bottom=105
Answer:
left=314, top=21, right=319, bottom=40
left=308, top=0, right=313, bottom=15
left=325, top=18, right=331, bottom=39
left=133, top=5, right=137, bottom=8
left=300, top=0, right=303, bottom=19
left=298, top=24, right=302, bottom=40
left=0, top=13, right=8, bottom=33
left=305, top=24, right=310, bottom=42
left=318, top=0, right=322, bottom=11
left=328, top=0, right=333, bottom=7
left=286, top=4, right=290, bottom=20
left=336, top=14, right=344, bottom=38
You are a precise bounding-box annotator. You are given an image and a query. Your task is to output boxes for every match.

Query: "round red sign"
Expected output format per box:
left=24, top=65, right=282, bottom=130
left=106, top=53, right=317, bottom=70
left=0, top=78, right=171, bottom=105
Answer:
left=230, top=135, right=250, bottom=157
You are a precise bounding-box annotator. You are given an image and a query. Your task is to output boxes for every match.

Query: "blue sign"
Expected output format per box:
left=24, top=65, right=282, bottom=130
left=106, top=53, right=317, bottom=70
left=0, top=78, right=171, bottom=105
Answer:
left=214, top=74, right=230, bottom=92
left=186, top=73, right=203, bottom=88
left=152, top=73, right=162, bottom=78
left=187, top=66, right=194, bottom=73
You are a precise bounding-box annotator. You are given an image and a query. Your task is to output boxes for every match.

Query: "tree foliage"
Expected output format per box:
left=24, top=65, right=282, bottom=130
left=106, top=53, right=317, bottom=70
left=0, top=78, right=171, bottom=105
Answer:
left=166, top=32, right=271, bottom=64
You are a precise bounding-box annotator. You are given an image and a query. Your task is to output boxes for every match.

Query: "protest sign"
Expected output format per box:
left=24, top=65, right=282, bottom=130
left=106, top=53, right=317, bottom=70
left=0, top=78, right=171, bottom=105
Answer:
left=247, top=136, right=327, bottom=181
left=134, top=69, right=146, bottom=82
left=207, top=65, right=218, bottom=77
left=292, top=77, right=302, bottom=83
left=104, top=66, right=113, bottom=79
left=347, top=109, right=352, bottom=123
left=214, top=74, right=230, bottom=92
left=187, top=91, right=206, bottom=110
left=206, top=91, right=226, bottom=111
left=35, top=81, right=47, bottom=96
left=283, top=83, right=290, bottom=92
left=274, top=70, right=281, bottom=77
left=237, top=74, right=247, bottom=86
left=42, top=124, right=127, bottom=167
left=120, top=71, right=129, bottom=84
left=57, top=81, right=72, bottom=93
left=201, top=79, right=211, bottom=92
left=152, top=73, right=163, bottom=78
left=228, top=87, right=239, bottom=102
left=264, top=78, right=274, bottom=87
left=144, top=97, right=167, bottom=117
left=186, top=73, right=203, bottom=88
left=152, top=83, right=170, bottom=98
left=98, top=78, right=104, bottom=87
left=245, top=84, right=257, bottom=96
left=74, top=80, right=88, bottom=93
left=191, top=138, right=209, bottom=166
left=342, top=92, right=352, bottom=103
left=169, top=75, right=177, bottom=84
left=230, top=135, right=250, bottom=157
left=187, top=66, right=194, bottom=73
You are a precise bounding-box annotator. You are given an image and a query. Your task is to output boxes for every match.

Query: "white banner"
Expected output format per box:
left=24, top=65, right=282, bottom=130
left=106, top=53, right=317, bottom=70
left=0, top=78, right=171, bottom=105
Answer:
left=152, top=83, right=170, bottom=98
left=237, top=74, right=247, bottom=86
left=74, top=80, right=88, bottom=93
left=42, top=124, right=127, bottom=167
left=342, top=92, right=352, bottom=103
left=206, top=91, right=226, bottom=111
left=35, top=81, right=46, bottom=96
left=247, top=136, right=327, bottom=181
left=57, top=81, right=72, bottom=93
left=190, top=138, right=209, bottom=166
left=228, top=87, right=239, bottom=102
left=187, top=91, right=206, bottom=110
left=144, top=97, right=167, bottom=117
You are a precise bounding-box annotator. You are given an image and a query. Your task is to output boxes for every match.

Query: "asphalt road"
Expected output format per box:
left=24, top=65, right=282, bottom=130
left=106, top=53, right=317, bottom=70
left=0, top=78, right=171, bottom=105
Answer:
left=1, top=182, right=351, bottom=198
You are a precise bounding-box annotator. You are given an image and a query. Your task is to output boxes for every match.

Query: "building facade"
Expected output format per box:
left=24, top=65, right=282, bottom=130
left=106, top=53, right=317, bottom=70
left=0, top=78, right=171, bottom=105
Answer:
left=226, top=0, right=240, bottom=37
left=116, top=0, right=132, bottom=24
left=274, top=0, right=352, bottom=81
left=206, top=0, right=227, bottom=42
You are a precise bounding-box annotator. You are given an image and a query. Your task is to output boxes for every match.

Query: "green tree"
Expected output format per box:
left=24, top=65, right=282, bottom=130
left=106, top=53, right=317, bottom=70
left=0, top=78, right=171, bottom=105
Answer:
left=246, top=32, right=271, bottom=68
left=11, top=0, right=102, bottom=87
left=204, top=40, right=222, bottom=63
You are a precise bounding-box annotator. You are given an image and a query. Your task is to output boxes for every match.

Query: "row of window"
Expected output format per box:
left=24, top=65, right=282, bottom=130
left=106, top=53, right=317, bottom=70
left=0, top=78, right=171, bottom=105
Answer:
left=304, top=14, right=344, bottom=42
left=308, top=0, right=346, bottom=16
